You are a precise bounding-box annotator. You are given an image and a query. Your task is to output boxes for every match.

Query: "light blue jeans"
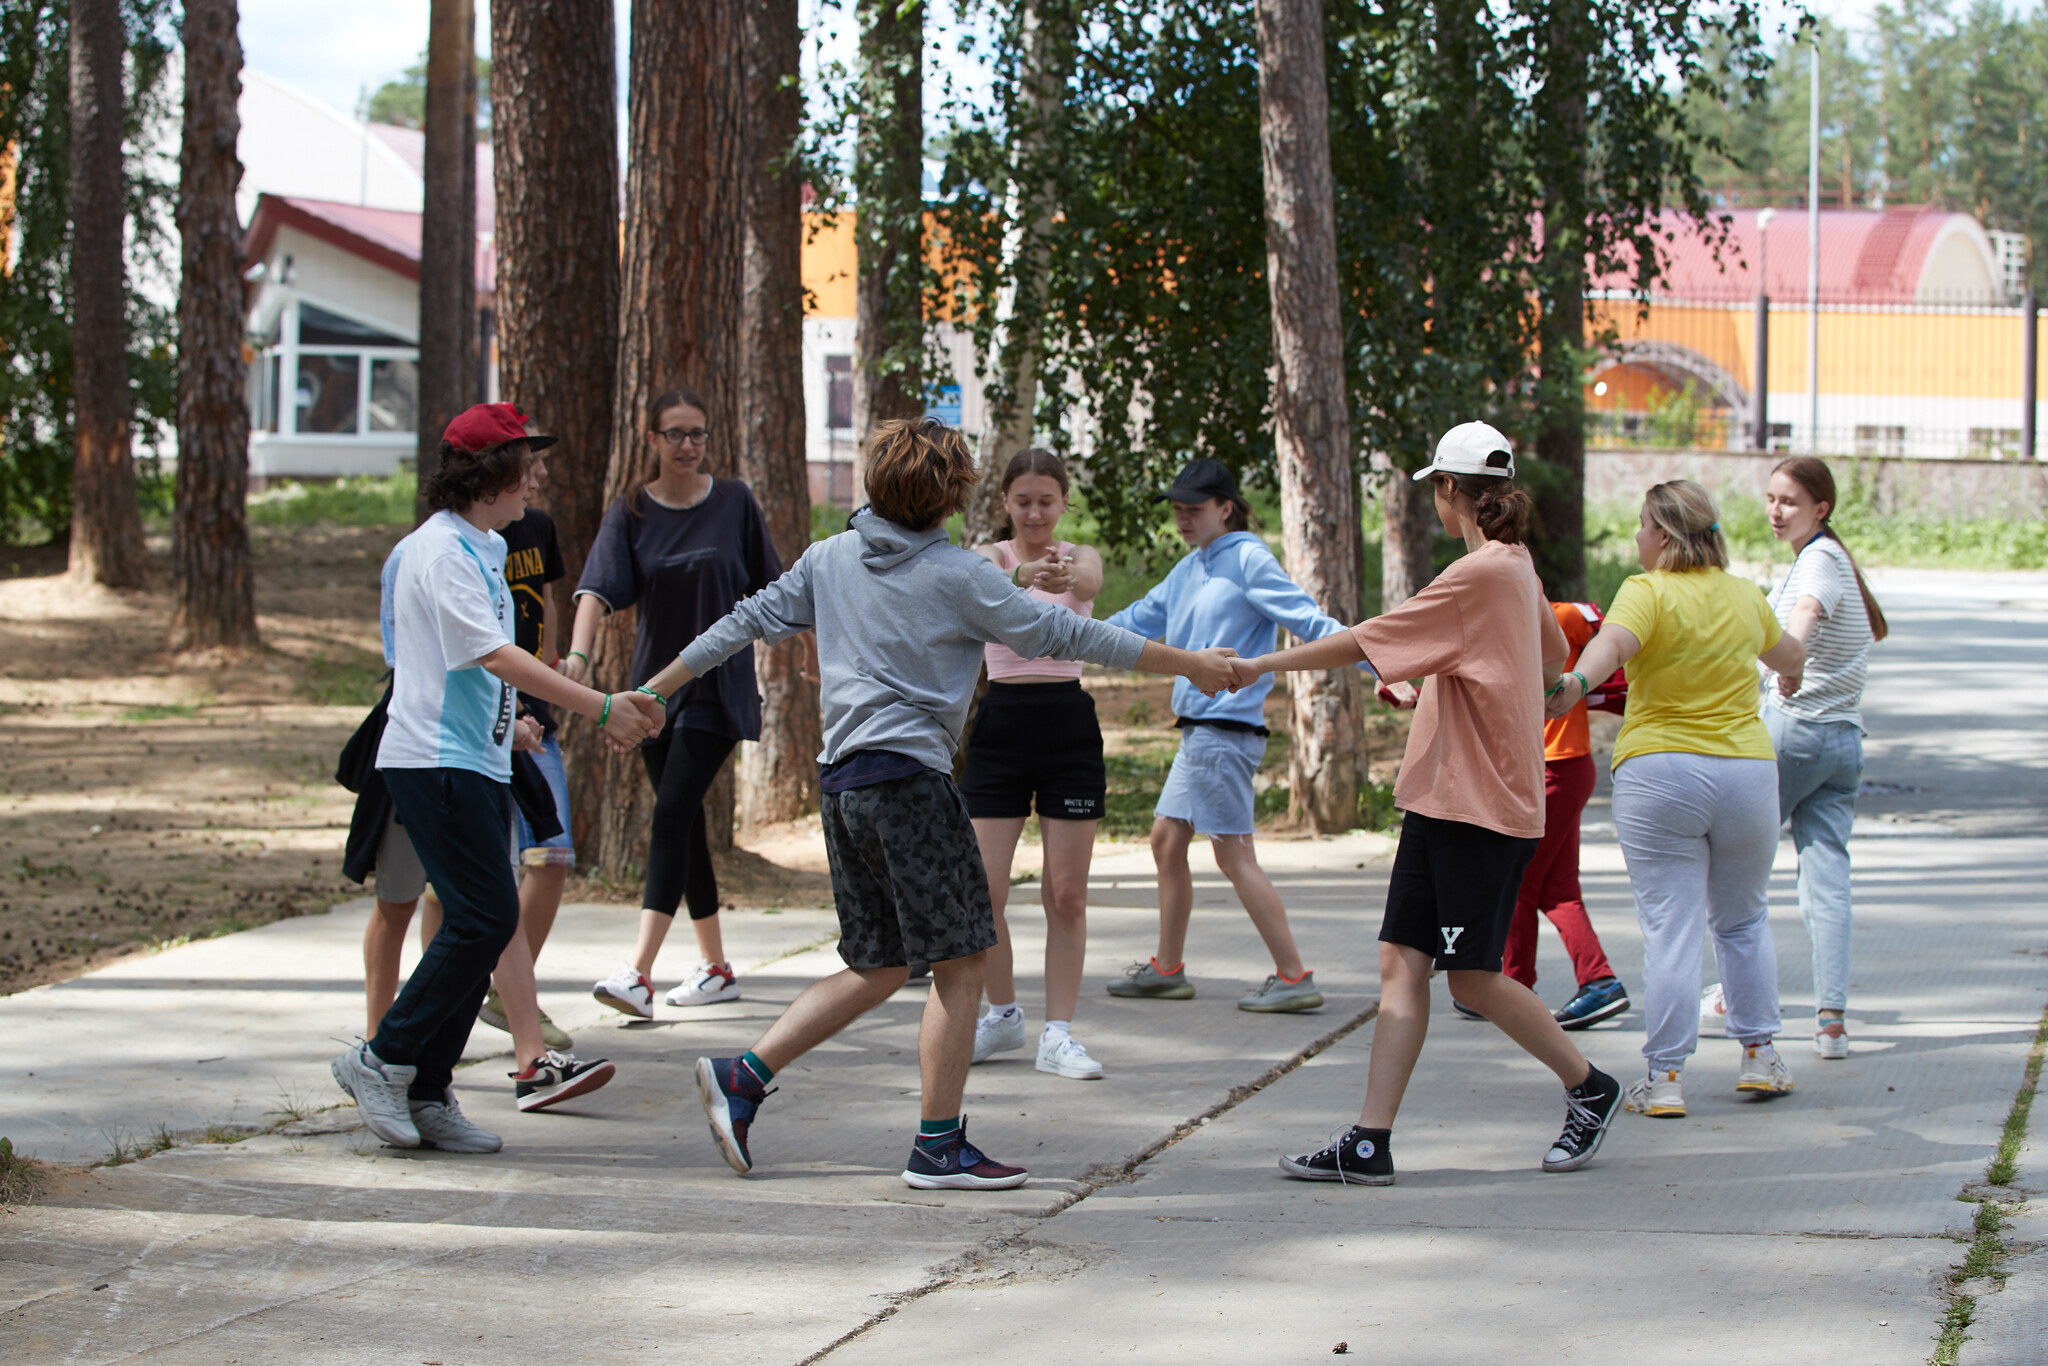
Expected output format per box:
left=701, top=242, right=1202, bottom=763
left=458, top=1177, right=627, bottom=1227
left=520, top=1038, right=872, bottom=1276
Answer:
left=1764, top=707, right=1863, bottom=1015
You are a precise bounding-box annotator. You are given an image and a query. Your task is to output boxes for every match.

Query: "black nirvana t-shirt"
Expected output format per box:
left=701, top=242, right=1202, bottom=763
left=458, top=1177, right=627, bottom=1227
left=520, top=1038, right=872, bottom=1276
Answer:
left=502, top=508, right=565, bottom=731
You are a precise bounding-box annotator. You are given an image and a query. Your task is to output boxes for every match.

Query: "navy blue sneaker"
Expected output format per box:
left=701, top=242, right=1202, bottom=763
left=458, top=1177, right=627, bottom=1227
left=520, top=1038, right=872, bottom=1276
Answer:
left=696, top=1056, right=774, bottom=1175
left=1553, top=977, right=1630, bottom=1031
left=1450, top=998, right=1486, bottom=1021
left=901, top=1122, right=1029, bottom=1190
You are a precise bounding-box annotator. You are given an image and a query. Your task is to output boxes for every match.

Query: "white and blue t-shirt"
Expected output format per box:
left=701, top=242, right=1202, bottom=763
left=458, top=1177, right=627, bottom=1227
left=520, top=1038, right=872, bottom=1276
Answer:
left=376, top=510, right=518, bottom=780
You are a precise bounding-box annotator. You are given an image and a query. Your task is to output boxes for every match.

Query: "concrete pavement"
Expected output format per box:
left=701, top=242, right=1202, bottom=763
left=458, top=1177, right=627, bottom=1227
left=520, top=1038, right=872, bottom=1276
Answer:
left=2, top=568, right=2045, bottom=1365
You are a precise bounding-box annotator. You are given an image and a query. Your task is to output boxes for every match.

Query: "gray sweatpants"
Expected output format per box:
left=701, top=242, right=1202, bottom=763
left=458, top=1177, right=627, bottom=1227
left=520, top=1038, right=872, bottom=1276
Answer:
left=1613, top=751, right=1783, bottom=1070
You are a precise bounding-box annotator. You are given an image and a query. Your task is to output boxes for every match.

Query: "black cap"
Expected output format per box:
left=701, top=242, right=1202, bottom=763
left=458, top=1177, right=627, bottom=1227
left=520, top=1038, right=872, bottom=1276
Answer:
left=1154, top=457, right=1241, bottom=506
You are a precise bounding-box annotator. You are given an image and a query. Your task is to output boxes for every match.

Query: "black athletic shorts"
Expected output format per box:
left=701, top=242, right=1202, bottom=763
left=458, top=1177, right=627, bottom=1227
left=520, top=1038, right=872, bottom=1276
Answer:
left=822, top=767, right=998, bottom=969
left=1378, top=810, right=1541, bottom=972
left=959, top=680, right=1108, bottom=822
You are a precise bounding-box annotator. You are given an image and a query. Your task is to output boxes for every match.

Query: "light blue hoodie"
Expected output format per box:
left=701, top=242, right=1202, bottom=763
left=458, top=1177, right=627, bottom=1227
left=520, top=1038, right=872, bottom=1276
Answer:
left=1105, top=530, right=1366, bottom=727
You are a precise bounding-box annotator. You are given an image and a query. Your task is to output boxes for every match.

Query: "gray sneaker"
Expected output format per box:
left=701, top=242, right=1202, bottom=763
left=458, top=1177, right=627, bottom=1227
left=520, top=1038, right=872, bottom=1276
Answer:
left=1106, top=959, right=1195, bottom=999
left=409, top=1088, right=503, bottom=1153
left=331, top=1042, right=421, bottom=1148
left=1238, top=971, right=1324, bottom=1013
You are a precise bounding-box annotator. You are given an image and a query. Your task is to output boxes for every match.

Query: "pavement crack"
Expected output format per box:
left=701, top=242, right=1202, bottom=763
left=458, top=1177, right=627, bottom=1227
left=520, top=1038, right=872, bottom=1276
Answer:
left=797, top=1001, right=1379, bottom=1364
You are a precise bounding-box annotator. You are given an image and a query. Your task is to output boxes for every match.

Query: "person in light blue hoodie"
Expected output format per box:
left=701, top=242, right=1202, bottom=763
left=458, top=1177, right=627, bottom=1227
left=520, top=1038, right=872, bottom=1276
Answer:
left=1103, top=458, right=1367, bottom=1014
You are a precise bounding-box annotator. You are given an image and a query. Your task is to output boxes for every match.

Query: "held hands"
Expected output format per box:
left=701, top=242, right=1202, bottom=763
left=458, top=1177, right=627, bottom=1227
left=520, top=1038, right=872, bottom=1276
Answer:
left=1543, top=672, right=1583, bottom=720
left=599, top=690, right=665, bottom=751
left=1183, top=646, right=1241, bottom=697
left=1223, top=655, right=1267, bottom=694
left=557, top=652, right=589, bottom=683
left=1376, top=679, right=1420, bottom=711
left=512, top=715, right=545, bottom=752
left=1775, top=669, right=1804, bottom=698
left=1016, top=553, right=1076, bottom=596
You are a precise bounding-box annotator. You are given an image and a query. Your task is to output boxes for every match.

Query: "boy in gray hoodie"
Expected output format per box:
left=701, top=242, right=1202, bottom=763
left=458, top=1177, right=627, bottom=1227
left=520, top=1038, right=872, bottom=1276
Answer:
left=639, top=418, right=1237, bottom=1189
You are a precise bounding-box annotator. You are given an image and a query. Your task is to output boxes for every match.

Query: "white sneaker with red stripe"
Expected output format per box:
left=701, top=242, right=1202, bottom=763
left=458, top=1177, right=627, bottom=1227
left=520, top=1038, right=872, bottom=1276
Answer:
left=592, top=965, right=655, bottom=1019
left=666, top=961, right=741, bottom=1007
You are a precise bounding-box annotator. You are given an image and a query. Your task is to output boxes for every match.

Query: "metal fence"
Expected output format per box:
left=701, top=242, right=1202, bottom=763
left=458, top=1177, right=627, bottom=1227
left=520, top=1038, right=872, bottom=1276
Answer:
left=1584, top=290, right=2044, bottom=462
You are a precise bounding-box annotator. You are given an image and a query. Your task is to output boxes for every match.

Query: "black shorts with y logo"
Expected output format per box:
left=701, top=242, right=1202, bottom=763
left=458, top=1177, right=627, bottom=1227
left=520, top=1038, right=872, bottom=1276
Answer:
left=1378, top=810, right=1540, bottom=972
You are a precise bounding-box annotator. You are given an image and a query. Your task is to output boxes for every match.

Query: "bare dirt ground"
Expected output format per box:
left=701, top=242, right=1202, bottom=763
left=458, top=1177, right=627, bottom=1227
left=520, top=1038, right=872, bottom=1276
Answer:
left=0, top=526, right=1411, bottom=998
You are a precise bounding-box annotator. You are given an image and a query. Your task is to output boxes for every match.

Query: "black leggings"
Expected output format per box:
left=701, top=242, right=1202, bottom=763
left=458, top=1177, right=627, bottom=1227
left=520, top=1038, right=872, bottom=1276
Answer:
left=640, top=724, right=737, bottom=920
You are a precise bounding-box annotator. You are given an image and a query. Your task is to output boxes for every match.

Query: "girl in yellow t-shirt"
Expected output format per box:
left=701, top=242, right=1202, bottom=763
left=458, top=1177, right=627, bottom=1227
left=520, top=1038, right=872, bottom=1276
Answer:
left=1547, top=480, right=1807, bottom=1121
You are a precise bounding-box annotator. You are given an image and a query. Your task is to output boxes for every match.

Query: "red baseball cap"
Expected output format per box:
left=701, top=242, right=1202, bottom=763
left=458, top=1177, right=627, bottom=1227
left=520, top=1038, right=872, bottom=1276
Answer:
left=442, top=402, right=557, bottom=453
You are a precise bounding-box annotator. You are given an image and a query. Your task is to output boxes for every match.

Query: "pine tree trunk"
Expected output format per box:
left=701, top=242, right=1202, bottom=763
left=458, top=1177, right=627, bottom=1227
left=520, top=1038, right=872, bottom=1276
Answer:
left=1532, top=3, right=1589, bottom=600
left=489, top=0, right=619, bottom=595
left=170, top=0, right=256, bottom=651
left=963, top=0, right=1064, bottom=545
left=1255, top=0, right=1362, bottom=833
left=577, top=1, right=746, bottom=877
left=737, top=0, right=820, bottom=830
left=415, top=0, right=478, bottom=519
left=1380, top=467, right=1437, bottom=610
left=851, top=0, right=925, bottom=498
left=67, top=0, right=145, bottom=588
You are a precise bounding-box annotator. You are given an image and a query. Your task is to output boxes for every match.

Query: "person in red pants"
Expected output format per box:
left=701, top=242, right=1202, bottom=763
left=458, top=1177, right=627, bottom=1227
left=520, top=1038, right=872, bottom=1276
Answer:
left=1455, top=602, right=1630, bottom=1030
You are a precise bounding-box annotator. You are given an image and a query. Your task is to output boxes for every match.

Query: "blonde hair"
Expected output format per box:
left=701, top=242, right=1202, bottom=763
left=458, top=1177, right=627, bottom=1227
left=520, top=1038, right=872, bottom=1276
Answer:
left=1642, top=479, right=1728, bottom=572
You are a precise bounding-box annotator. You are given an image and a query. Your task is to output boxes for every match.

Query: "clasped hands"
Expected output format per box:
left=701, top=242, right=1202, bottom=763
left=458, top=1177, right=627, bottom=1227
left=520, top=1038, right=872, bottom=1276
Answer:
left=1014, top=551, right=1079, bottom=596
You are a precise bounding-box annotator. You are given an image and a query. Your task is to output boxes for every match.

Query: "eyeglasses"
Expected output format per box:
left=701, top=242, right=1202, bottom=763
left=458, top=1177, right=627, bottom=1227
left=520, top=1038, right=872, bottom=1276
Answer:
left=655, top=427, right=710, bottom=447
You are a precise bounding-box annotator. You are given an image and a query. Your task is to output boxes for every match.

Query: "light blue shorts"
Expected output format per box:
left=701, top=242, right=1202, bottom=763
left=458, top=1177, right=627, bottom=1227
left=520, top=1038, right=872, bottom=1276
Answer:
left=514, top=734, right=577, bottom=868
left=1154, top=724, right=1266, bottom=836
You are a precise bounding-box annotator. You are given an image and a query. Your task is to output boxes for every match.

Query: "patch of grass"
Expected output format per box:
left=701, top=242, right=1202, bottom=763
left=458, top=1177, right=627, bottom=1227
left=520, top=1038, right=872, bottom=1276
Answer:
left=0, top=1137, right=50, bottom=1206
left=16, top=854, right=76, bottom=880
left=120, top=703, right=199, bottom=723
left=1930, top=1001, right=2048, bottom=1364
left=246, top=473, right=417, bottom=528
left=200, top=1122, right=250, bottom=1146
left=299, top=649, right=388, bottom=707
left=100, top=1124, right=176, bottom=1167
left=268, top=1085, right=325, bottom=1124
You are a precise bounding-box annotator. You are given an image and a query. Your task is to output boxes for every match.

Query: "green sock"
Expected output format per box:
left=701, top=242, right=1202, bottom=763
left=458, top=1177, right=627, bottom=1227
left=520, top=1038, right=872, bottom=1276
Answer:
left=739, top=1051, right=774, bottom=1087
left=918, top=1116, right=961, bottom=1141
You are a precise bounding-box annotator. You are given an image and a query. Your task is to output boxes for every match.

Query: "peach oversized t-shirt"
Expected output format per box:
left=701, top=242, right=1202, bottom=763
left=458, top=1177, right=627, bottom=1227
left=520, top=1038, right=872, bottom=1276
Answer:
left=1351, top=541, right=1567, bottom=839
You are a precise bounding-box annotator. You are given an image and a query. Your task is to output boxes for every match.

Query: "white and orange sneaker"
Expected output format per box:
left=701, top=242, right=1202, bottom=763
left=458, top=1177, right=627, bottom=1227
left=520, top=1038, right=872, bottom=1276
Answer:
left=1624, top=1067, right=1687, bottom=1118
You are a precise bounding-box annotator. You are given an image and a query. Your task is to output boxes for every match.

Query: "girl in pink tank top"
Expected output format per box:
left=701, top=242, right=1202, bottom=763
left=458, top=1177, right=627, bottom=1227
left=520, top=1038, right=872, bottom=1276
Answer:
left=962, top=449, right=1111, bottom=1080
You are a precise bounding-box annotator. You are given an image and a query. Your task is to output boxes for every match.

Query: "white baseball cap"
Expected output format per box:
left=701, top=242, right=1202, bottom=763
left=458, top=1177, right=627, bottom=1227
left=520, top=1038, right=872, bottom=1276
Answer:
left=1413, top=421, right=1514, bottom=481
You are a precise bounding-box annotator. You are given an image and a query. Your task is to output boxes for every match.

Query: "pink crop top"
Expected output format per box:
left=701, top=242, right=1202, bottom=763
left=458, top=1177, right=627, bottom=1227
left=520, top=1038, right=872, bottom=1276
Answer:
left=985, top=540, right=1095, bottom=681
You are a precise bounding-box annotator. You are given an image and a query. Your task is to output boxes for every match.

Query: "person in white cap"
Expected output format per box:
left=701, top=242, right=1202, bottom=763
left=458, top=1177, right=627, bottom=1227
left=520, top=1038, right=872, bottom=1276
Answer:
left=1226, top=422, right=1624, bottom=1183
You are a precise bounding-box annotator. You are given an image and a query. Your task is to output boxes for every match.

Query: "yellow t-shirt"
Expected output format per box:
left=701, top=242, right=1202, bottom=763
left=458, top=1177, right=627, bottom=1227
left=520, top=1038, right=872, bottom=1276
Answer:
left=1606, top=569, right=1782, bottom=767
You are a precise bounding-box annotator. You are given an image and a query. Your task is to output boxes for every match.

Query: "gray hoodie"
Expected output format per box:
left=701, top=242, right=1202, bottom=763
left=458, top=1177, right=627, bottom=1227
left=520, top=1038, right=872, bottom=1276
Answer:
left=680, top=510, right=1147, bottom=775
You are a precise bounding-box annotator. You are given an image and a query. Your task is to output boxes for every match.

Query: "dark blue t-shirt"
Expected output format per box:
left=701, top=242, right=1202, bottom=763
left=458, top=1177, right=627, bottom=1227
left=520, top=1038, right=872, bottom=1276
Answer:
left=574, top=479, right=782, bottom=740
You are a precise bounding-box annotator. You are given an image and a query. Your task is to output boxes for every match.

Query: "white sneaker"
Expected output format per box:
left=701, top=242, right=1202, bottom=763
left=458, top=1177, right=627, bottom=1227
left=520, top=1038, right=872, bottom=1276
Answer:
left=592, top=965, right=655, bottom=1019
left=330, top=1042, right=421, bottom=1148
left=409, top=1089, right=503, bottom=1153
left=1622, top=1068, right=1686, bottom=1118
left=1814, top=1018, right=1850, bottom=1060
left=665, top=961, right=740, bottom=1007
left=1035, top=1030, right=1104, bottom=1080
left=972, top=1008, right=1026, bottom=1063
left=1699, top=982, right=1728, bottom=1037
left=1736, top=1042, right=1795, bottom=1095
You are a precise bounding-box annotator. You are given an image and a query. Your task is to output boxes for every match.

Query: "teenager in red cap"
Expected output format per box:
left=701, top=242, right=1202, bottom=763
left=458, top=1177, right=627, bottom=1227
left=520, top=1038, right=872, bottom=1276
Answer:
left=332, top=404, right=664, bottom=1151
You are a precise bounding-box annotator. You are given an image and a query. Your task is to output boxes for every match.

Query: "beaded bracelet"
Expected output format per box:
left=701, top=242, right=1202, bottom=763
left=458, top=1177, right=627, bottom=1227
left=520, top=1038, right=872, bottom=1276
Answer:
left=599, top=693, right=613, bottom=729
left=636, top=684, right=667, bottom=705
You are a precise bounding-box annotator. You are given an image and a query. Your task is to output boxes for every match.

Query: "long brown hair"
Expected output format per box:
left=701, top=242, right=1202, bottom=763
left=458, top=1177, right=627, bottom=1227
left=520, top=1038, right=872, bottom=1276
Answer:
left=998, top=447, right=1070, bottom=541
left=631, top=386, right=710, bottom=516
left=1772, top=456, right=1889, bottom=642
left=1435, top=462, right=1531, bottom=545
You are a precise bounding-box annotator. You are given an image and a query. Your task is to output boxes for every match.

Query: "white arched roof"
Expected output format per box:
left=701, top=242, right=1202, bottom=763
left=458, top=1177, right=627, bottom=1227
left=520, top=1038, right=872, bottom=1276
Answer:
left=236, top=69, right=424, bottom=224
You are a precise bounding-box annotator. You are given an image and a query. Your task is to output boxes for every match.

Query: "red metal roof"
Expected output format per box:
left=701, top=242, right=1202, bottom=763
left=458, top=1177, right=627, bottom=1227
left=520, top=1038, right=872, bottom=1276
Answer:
left=243, top=194, right=495, bottom=295
left=1590, top=206, right=1996, bottom=305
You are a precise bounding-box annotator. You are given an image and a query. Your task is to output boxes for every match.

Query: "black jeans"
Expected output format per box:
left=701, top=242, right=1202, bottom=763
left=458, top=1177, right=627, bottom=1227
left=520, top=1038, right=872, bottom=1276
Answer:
left=640, top=724, right=737, bottom=920
left=371, top=768, right=519, bottom=1100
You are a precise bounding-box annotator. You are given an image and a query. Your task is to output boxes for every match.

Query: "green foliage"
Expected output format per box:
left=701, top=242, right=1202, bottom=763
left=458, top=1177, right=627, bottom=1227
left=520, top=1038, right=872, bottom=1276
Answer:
left=0, top=0, right=179, bottom=546
left=364, top=51, right=492, bottom=135
left=1645, top=381, right=1705, bottom=448
left=245, top=474, right=419, bottom=528
left=299, top=649, right=389, bottom=708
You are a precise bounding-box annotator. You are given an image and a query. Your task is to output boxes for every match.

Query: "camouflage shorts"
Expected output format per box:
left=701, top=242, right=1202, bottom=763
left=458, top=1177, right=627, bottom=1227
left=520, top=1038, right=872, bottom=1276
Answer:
left=821, top=768, right=997, bottom=969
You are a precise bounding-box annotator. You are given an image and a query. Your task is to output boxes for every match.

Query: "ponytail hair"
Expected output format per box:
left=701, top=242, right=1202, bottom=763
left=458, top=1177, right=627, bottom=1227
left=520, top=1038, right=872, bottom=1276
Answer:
left=997, top=446, right=1071, bottom=540
left=1435, top=457, right=1531, bottom=545
left=1772, top=456, right=1888, bottom=642
left=1641, top=479, right=1728, bottom=571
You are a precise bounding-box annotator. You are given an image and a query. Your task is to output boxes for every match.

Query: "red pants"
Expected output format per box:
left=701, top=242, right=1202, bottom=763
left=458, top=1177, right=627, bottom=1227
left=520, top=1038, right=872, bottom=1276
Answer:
left=1502, top=753, right=1613, bottom=990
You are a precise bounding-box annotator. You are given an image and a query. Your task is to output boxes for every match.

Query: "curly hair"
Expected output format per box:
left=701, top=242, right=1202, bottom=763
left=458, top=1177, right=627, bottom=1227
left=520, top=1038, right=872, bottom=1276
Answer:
left=865, top=417, right=978, bottom=531
left=423, top=438, right=532, bottom=512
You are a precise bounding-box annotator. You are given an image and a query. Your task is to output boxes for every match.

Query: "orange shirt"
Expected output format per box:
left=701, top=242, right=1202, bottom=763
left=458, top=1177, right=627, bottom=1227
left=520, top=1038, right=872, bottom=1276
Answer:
left=1351, top=542, right=1568, bottom=840
left=1544, top=602, right=1596, bottom=762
